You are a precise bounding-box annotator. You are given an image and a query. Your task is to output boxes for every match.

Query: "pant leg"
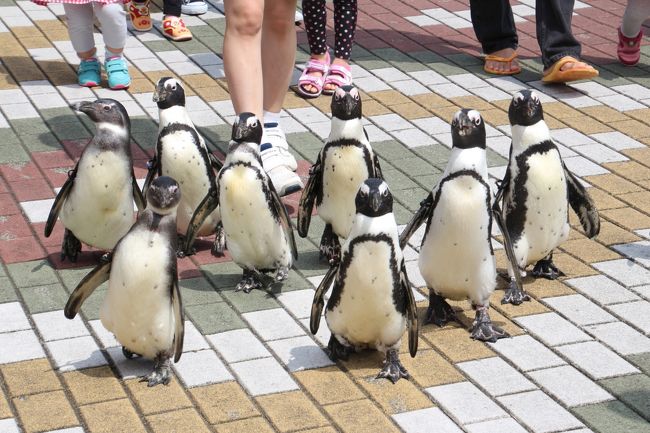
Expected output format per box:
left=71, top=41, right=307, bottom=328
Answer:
left=621, top=0, right=650, bottom=37
left=302, top=0, right=328, bottom=55
left=63, top=3, right=96, bottom=54
left=469, top=0, right=518, bottom=54
left=93, top=3, right=127, bottom=52
left=536, top=0, right=581, bottom=68
left=163, top=0, right=182, bottom=17
left=332, top=0, right=356, bottom=60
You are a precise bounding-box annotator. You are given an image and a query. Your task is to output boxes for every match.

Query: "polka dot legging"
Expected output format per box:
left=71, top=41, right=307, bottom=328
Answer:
left=302, top=0, right=357, bottom=60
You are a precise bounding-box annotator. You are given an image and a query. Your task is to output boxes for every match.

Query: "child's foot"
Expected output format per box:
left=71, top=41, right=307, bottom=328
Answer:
left=162, top=16, right=193, bottom=42
left=77, top=58, right=101, bottom=87
left=260, top=123, right=303, bottom=196
left=618, top=27, right=643, bottom=66
left=323, top=58, right=352, bottom=95
left=105, top=57, right=131, bottom=90
left=297, top=52, right=330, bottom=98
left=128, top=0, right=152, bottom=32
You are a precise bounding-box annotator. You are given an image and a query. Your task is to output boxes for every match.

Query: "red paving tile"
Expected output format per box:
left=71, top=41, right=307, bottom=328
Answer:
left=0, top=161, right=42, bottom=182
left=32, top=150, right=75, bottom=169
left=10, top=178, right=55, bottom=202
left=0, top=236, right=47, bottom=263
left=0, top=193, right=21, bottom=216
left=0, top=214, right=33, bottom=240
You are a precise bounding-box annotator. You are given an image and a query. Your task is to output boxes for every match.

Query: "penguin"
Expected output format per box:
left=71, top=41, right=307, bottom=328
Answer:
left=298, top=85, right=382, bottom=263
left=495, top=89, right=600, bottom=304
left=64, top=176, right=184, bottom=387
left=45, top=99, right=145, bottom=261
left=144, top=77, right=224, bottom=256
left=184, top=113, right=298, bottom=293
left=311, top=178, right=418, bottom=383
left=399, top=109, right=517, bottom=342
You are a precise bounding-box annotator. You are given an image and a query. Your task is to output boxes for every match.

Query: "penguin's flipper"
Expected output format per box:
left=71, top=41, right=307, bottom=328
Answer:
left=400, top=259, right=418, bottom=358
left=131, top=170, right=146, bottom=212
left=64, top=257, right=111, bottom=319
left=563, top=163, right=600, bottom=238
left=209, top=152, right=224, bottom=172
left=45, top=166, right=77, bottom=237
left=372, top=152, right=384, bottom=180
left=398, top=193, right=433, bottom=250
left=310, top=264, right=337, bottom=334
left=491, top=199, right=524, bottom=296
left=270, top=183, right=298, bottom=261
left=171, top=275, right=185, bottom=363
left=184, top=188, right=219, bottom=255
left=142, top=155, right=158, bottom=198
left=297, top=155, right=322, bottom=238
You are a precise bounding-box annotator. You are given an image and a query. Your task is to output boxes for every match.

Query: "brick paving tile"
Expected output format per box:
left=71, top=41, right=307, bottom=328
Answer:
left=13, top=390, right=78, bottom=433
left=257, top=390, right=330, bottom=432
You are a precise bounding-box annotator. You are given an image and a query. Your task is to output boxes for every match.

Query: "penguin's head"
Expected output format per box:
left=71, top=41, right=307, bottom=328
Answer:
left=509, top=90, right=544, bottom=127
left=72, top=99, right=130, bottom=132
left=153, top=77, right=185, bottom=109
left=355, top=178, right=393, bottom=217
left=146, top=176, right=181, bottom=215
left=331, top=85, right=362, bottom=120
left=231, top=112, right=263, bottom=145
left=451, top=109, right=485, bottom=150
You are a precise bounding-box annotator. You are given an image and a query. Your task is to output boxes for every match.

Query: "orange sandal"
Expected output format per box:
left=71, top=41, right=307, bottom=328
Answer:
left=542, top=56, right=598, bottom=83
left=162, top=16, right=193, bottom=42
left=483, top=52, right=521, bottom=75
left=128, top=0, right=152, bottom=32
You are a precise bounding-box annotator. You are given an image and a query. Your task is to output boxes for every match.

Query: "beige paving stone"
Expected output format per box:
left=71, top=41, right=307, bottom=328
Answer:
left=6, top=66, right=45, bottom=82
left=0, top=38, right=26, bottom=56
left=257, top=390, right=329, bottom=432
left=356, top=375, right=433, bottom=414
left=147, top=408, right=213, bottom=433
left=0, top=389, right=12, bottom=419
left=126, top=377, right=192, bottom=415
left=13, top=390, right=78, bottom=433
left=399, top=335, right=431, bottom=355
left=391, top=102, right=430, bottom=119
left=582, top=106, right=629, bottom=123
left=588, top=187, right=626, bottom=210
left=48, top=70, right=78, bottom=86
left=544, top=116, right=567, bottom=129
left=593, top=220, right=641, bottom=245
left=80, top=399, right=146, bottom=433
left=294, top=366, right=365, bottom=405
left=283, top=92, right=312, bottom=109
left=1, top=359, right=61, bottom=397
left=491, top=99, right=510, bottom=111
left=197, top=85, right=230, bottom=102
left=609, top=119, right=650, bottom=140
left=370, top=90, right=411, bottom=106
left=216, top=416, right=275, bottom=433
left=411, top=92, right=453, bottom=109
left=624, top=108, right=650, bottom=125
left=128, top=78, right=155, bottom=95
left=361, top=99, right=392, bottom=116
left=622, top=147, right=650, bottom=167
left=39, top=28, right=70, bottom=41
left=190, top=381, right=258, bottom=424
left=429, top=104, right=460, bottom=122
left=324, top=400, right=401, bottom=433
left=602, top=207, right=650, bottom=230
left=449, top=95, right=493, bottom=111
left=128, top=67, right=146, bottom=80
left=560, top=238, right=620, bottom=262
left=399, top=349, right=464, bottom=388
left=479, top=108, right=509, bottom=126
left=62, top=366, right=127, bottom=406
left=605, top=161, right=650, bottom=182
left=297, top=428, right=339, bottom=433
left=491, top=289, right=551, bottom=317
left=544, top=102, right=583, bottom=119
left=340, top=350, right=392, bottom=378
left=19, top=37, right=52, bottom=49
left=0, top=67, right=18, bottom=88
left=308, top=95, right=332, bottom=114
left=584, top=173, right=643, bottom=195
left=12, top=27, right=42, bottom=38
left=183, top=73, right=215, bottom=89
left=454, top=301, right=527, bottom=334
left=552, top=252, right=598, bottom=278
left=524, top=277, right=575, bottom=298
left=618, top=190, right=650, bottom=214
left=422, top=327, right=495, bottom=362
left=562, top=115, right=612, bottom=134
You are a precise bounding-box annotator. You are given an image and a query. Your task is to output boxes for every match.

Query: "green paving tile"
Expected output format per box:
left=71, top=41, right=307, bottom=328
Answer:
left=0, top=264, right=5, bottom=277
left=202, top=261, right=245, bottom=289
left=40, top=107, right=76, bottom=123
left=143, top=40, right=176, bottom=52
left=21, top=132, right=62, bottom=152
left=394, top=187, right=429, bottom=212
left=274, top=270, right=312, bottom=293
left=80, top=284, right=108, bottom=320
left=7, top=260, right=59, bottom=288
left=11, top=119, right=50, bottom=136
left=393, top=156, right=438, bottom=176
left=630, top=75, right=650, bottom=88
left=221, top=287, right=280, bottom=313
left=205, top=18, right=226, bottom=34
left=416, top=173, right=443, bottom=190
left=58, top=266, right=94, bottom=292
left=628, top=353, right=650, bottom=375
left=447, top=53, right=483, bottom=67
left=381, top=168, right=419, bottom=190
left=592, top=68, right=633, bottom=88
left=350, top=45, right=374, bottom=59
left=197, top=125, right=230, bottom=152
left=179, top=276, right=223, bottom=306
left=50, top=120, right=91, bottom=141
left=195, top=36, right=224, bottom=52
left=17, top=282, right=69, bottom=314
left=0, top=276, right=18, bottom=303
left=175, top=39, right=212, bottom=55
left=354, top=58, right=392, bottom=71
left=372, top=48, right=413, bottom=64
left=428, top=61, right=467, bottom=76
left=573, top=400, right=650, bottom=433
left=486, top=148, right=508, bottom=167
left=0, top=141, right=30, bottom=164
left=413, top=145, right=451, bottom=168
left=131, top=116, right=159, bottom=134
left=409, top=51, right=446, bottom=66
left=392, top=201, right=412, bottom=226
left=185, top=302, right=245, bottom=334
left=295, top=249, right=330, bottom=277
left=187, top=25, right=220, bottom=38
left=0, top=130, right=21, bottom=146
left=599, top=374, right=650, bottom=421
left=373, top=140, right=412, bottom=161
left=0, top=0, right=17, bottom=5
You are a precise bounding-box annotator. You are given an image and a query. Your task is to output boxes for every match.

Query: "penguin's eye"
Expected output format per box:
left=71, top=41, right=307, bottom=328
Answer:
left=103, top=105, right=111, bottom=111
left=171, top=85, right=177, bottom=91
left=353, top=93, right=360, bottom=100
left=473, top=117, right=481, bottom=126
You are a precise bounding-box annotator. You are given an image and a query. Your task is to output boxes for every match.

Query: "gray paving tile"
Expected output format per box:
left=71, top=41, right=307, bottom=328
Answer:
left=0, top=419, right=20, bottom=433
left=267, top=335, right=334, bottom=371
left=32, top=310, right=89, bottom=341
left=457, top=357, right=537, bottom=397
left=612, top=241, right=650, bottom=267
left=425, top=382, right=508, bottom=425
left=276, top=289, right=317, bottom=320
left=514, top=313, right=592, bottom=346
left=173, top=349, right=233, bottom=387
left=591, top=131, right=645, bottom=151
left=0, top=329, right=45, bottom=364
left=543, top=294, right=617, bottom=326
left=181, top=320, right=210, bottom=353
left=586, top=321, right=650, bottom=355
left=230, top=357, right=299, bottom=396
left=0, top=301, right=30, bottom=333
left=566, top=275, right=640, bottom=305
left=572, top=401, right=650, bottom=433
left=528, top=365, right=614, bottom=407
left=46, top=336, right=107, bottom=371
left=498, top=390, right=584, bottom=433
left=105, top=346, right=152, bottom=379
left=465, top=418, right=528, bottom=433
left=607, top=300, right=650, bottom=334
left=242, top=308, right=305, bottom=341
left=207, top=328, right=270, bottom=363
left=593, top=259, right=650, bottom=287
left=392, top=407, right=463, bottom=433
left=88, top=319, right=118, bottom=349
left=556, top=341, right=640, bottom=380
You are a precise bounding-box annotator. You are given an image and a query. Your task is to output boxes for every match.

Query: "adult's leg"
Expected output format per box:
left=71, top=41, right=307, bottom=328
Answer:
left=163, top=0, right=182, bottom=16
left=469, top=0, right=519, bottom=74
left=223, top=0, right=264, bottom=118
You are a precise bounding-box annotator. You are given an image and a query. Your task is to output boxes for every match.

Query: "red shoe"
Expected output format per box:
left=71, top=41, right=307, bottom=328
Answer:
left=618, top=27, right=643, bottom=66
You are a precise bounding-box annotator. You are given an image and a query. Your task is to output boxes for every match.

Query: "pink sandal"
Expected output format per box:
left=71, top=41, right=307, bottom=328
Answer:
left=297, top=52, right=331, bottom=99
left=323, top=62, right=352, bottom=95
left=618, top=27, right=643, bottom=66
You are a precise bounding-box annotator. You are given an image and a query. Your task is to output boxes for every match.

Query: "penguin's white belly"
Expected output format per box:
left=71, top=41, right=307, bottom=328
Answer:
left=160, top=133, right=219, bottom=235
left=420, top=177, right=496, bottom=304
left=514, top=153, right=569, bottom=266
left=100, top=227, right=174, bottom=359
left=318, top=147, right=370, bottom=238
left=326, top=241, right=406, bottom=350
left=220, top=167, right=291, bottom=269
left=61, top=150, right=134, bottom=250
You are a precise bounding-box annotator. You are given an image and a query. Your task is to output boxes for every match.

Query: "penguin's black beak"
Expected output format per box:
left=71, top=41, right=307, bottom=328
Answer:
left=152, top=86, right=166, bottom=103
left=71, top=101, right=94, bottom=115
left=344, top=95, right=357, bottom=116
left=370, top=190, right=381, bottom=213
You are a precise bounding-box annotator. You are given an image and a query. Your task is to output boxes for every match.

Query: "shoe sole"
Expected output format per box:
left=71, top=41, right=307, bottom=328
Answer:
left=279, top=183, right=303, bottom=197
left=79, top=81, right=99, bottom=87
left=110, top=84, right=131, bottom=90
left=180, top=5, right=208, bottom=15
left=164, top=34, right=193, bottom=42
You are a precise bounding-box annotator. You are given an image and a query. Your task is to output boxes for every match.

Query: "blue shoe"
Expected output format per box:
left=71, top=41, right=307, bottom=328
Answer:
left=77, top=58, right=101, bottom=87
left=105, top=57, right=131, bottom=90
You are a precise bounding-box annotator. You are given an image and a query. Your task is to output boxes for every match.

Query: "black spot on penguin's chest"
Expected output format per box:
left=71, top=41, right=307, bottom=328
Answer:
left=317, top=140, right=373, bottom=205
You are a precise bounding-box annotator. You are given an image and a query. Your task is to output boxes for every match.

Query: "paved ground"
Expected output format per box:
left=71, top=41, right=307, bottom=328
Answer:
left=1, top=0, right=650, bottom=432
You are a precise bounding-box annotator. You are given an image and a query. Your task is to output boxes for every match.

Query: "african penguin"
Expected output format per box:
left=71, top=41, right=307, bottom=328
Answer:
left=399, top=109, right=510, bottom=342
left=496, top=89, right=600, bottom=304
left=45, top=99, right=145, bottom=262
left=311, top=178, right=418, bottom=383
left=184, top=113, right=298, bottom=293
left=64, top=176, right=184, bottom=387
left=145, top=77, right=223, bottom=256
left=298, top=84, right=383, bottom=263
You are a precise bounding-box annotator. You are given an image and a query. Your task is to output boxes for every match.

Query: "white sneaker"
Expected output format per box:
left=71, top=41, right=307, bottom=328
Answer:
left=181, top=0, right=207, bottom=15
left=295, top=10, right=304, bottom=25
left=261, top=123, right=303, bottom=196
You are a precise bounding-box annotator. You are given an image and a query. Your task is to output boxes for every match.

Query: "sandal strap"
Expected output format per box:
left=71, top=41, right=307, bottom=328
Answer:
left=299, top=74, right=326, bottom=86
left=304, top=58, right=329, bottom=74
left=324, top=64, right=352, bottom=87
left=485, top=52, right=518, bottom=63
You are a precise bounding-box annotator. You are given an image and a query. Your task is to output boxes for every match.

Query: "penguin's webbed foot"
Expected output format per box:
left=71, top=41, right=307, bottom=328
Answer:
left=140, top=356, right=172, bottom=387
left=275, top=266, right=289, bottom=282
left=61, top=229, right=81, bottom=262
left=100, top=252, right=112, bottom=264
left=327, top=335, right=353, bottom=361
left=211, top=223, right=226, bottom=257
left=235, top=270, right=263, bottom=294
left=470, top=307, right=509, bottom=343
left=376, top=349, right=409, bottom=384
left=319, top=225, right=341, bottom=264
left=425, top=293, right=455, bottom=326
left=531, top=258, right=564, bottom=280
left=122, top=346, right=141, bottom=359
left=501, top=280, right=531, bottom=305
